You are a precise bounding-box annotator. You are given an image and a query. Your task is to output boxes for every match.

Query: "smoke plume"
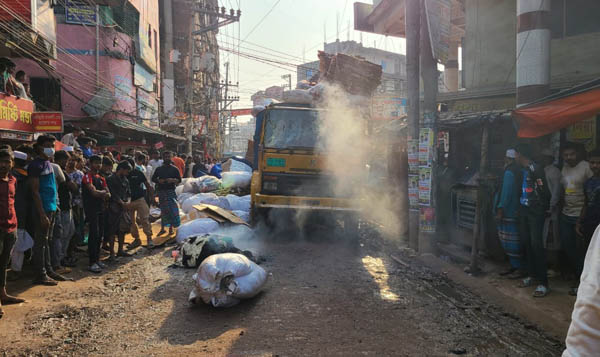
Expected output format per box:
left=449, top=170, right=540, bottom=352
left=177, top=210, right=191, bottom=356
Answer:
left=318, top=83, right=403, bottom=239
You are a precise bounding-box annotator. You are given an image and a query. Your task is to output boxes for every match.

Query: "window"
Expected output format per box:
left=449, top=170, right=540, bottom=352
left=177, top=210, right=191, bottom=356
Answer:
left=30, top=77, right=61, bottom=111
left=550, top=0, right=600, bottom=38
left=148, top=25, right=152, bottom=47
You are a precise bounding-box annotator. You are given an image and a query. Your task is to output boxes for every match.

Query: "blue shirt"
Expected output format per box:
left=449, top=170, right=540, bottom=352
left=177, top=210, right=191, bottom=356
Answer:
left=82, top=146, right=93, bottom=158
left=497, top=170, right=519, bottom=218
left=28, top=158, right=57, bottom=213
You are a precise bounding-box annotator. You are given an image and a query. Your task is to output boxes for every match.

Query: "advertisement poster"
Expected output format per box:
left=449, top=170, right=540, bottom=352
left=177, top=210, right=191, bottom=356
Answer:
left=419, top=128, right=434, bottom=166
left=419, top=167, right=432, bottom=206
left=408, top=139, right=419, bottom=174
left=567, top=117, right=596, bottom=152
left=420, top=207, right=436, bottom=233
left=409, top=175, right=419, bottom=207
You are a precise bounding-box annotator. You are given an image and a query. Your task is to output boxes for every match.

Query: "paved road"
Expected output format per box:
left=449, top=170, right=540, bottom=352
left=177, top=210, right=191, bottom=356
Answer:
left=1, top=223, right=563, bottom=356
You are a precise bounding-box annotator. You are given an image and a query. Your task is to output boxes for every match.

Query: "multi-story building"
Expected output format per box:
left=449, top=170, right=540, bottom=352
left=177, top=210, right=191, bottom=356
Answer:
left=3, top=0, right=185, bottom=150
left=0, top=0, right=57, bottom=144
left=160, top=0, right=221, bottom=157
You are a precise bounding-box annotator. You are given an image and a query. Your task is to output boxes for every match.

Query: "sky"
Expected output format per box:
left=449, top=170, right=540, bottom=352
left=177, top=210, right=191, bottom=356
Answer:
left=217, top=0, right=406, bottom=116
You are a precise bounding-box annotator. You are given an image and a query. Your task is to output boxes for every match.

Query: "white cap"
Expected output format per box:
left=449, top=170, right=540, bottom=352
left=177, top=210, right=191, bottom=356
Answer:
left=64, top=146, right=74, bottom=152
left=506, top=149, right=517, bottom=159
left=13, top=151, right=27, bottom=160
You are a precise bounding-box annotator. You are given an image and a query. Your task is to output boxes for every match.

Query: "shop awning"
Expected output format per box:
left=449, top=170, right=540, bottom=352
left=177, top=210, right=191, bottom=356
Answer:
left=438, top=110, right=512, bottom=130
left=514, top=78, right=600, bottom=138
left=109, top=119, right=186, bottom=141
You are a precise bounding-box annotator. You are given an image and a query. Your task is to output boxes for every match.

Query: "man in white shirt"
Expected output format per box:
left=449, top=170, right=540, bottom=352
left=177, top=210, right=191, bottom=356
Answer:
left=560, top=142, right=593, bottom=295
left=61, top=127, right=83, bottom=150
left=146, top=150, right=163, bottom=188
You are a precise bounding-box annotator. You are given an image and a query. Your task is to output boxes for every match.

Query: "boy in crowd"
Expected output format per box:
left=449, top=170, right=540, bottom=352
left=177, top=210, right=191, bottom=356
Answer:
left=9, top=148, right=34, bottom=280
left=0, top=149, right=25, bottom=318
left=53, top=151, right=77, bottom=273
left=152, top=151, right=181, bottom=236
left=105, top=161, right=133, bottom=260
left=99, top=156, right=114, bottom=251
left=65, top=156, right=85, bottom=253
left=29, top=135, right=67, bottom=285
left=82, top=155, right=111, bottom=273
left=560, top=142, right=593, bottom=295
left=515, top=144, right=551, bottom=297
left=574, top=150, right=600, bottom=296
left=127, top=157, right=154, bottom=249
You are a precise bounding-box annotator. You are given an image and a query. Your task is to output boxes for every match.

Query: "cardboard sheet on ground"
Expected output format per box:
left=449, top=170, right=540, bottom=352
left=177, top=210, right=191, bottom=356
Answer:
left=192, top=204, right=250, bottom=226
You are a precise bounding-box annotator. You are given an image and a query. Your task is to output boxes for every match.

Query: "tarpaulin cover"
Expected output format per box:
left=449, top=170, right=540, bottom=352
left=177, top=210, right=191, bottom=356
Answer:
left=514, top=85, right=600, bottom=138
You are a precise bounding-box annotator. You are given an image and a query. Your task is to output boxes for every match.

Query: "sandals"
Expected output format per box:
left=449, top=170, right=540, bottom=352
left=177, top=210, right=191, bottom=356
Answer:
left=1, top=295, right=25, bottom=305
left=533, top=285, right=550, bottom=298
left=518, top=277, right=533, bottom=288
left=128, top=239, right=142, bottom=250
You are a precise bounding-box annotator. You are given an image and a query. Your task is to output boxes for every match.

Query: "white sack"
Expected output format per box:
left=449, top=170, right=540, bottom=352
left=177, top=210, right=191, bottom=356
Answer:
left=175, top=185, right=184, bottom=196
left=176, top=218, right=220, bottom=243
left=189, top=253, right=268, bottom=307
left=226, top=194, right=251, bottom=212
left=563, top=225, right=600, bottom=357
left=10, top=229, right=34, bottom=272
left=181, top=193, right=232, bottom=214
left=221, top=172, right=252, bottom=189
left=282, top=89, right=313, bottom=104
left=229, top=160, right=252, bottom=173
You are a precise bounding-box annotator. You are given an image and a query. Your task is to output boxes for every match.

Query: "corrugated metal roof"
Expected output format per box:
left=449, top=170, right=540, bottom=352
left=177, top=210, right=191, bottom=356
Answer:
left=109, top=119, right=186, bottom=141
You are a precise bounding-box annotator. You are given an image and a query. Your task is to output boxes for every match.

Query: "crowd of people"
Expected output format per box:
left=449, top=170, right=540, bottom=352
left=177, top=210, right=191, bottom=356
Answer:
left=0, top=131, right=223, bottom=319
left=495, top=142, right=600, bottom=298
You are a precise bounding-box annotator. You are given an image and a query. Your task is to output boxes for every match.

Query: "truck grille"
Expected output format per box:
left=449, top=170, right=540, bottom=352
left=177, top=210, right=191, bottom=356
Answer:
left=261, top=173, right=349, bottom=198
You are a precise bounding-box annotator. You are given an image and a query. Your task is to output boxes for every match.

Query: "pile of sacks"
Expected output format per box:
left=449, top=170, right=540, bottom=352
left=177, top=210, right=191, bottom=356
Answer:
left=176, top=194, right=251, bottom=243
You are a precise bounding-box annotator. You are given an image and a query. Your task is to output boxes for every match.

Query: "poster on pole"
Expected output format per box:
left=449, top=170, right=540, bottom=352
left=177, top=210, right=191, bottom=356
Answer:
left=419, top=128, right=434, bottom=166
left=409, top=174, right=419, bottom=207
left=420, top=207, right=436, bottom=233
left=424, top=0, right=452, bottom=64
left=419, top=166, right=432, bottom=206
left=408, top=138, right=419, bottom=174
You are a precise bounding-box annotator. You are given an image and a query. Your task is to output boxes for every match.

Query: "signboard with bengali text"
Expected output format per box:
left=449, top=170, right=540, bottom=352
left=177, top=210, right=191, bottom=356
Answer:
left=0, top=93, right=34, bottom=133
left=32, top=112, right=63, bottom=133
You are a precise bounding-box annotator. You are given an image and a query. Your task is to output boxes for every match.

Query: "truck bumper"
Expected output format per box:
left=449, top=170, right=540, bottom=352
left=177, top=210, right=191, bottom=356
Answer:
left=253, top=193, right=361, bottom=211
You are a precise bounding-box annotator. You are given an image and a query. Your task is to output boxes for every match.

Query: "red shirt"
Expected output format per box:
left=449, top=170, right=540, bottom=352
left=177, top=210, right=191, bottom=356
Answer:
left=0, top=174, right=17, bottom=233
left=172, top=157, right=185, bottom=177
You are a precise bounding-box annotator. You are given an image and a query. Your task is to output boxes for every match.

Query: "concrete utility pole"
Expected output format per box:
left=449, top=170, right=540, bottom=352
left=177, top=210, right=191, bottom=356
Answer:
left=516, top=0, right=551, bottom=107
left=405, top=0, right=421, bottom=251
left=186, top=32, right=196, bottom=156
left=419, top=0, right=439, bottom=254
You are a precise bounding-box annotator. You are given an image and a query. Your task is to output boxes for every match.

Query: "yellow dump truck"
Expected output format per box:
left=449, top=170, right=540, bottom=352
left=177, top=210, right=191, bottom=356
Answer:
left=250, top=102, right=362, bottom=235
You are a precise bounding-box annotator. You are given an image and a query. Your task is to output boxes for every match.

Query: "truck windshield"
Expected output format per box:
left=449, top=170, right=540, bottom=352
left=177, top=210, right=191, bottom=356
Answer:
left=263, top=109, right=320, bottom=149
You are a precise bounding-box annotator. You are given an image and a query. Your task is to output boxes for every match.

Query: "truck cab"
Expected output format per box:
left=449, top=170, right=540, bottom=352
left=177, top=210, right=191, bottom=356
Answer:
left=250, top=103, right=361, bottom=234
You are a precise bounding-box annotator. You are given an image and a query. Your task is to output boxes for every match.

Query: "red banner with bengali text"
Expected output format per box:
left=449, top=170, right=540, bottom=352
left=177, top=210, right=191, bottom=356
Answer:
left=33, top=112, right=63, bottom=133
left=0, top=93, right=34, bottom=133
